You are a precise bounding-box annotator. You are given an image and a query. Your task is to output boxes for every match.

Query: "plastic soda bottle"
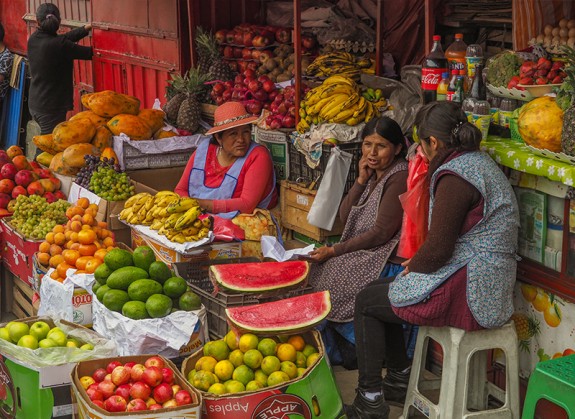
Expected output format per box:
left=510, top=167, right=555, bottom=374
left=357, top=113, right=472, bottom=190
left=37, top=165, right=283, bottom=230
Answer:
left=421, top=35, right=448, bottom=104
left=452, top=72, right=465, bottom=103
left=445, top=33, right=467, bottom=73
left=436, top=72, right=450, bottom=101
left=472, top=100, right=491, bottom=141
left=445, top=70, right=459, bottom=102
left=466, top=43, right=483, bottom=78
left=499, top=98, right=517, bottom=128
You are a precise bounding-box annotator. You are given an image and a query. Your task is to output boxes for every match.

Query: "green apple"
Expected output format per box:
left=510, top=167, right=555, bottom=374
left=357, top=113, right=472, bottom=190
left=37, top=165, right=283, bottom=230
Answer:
left=29, top=321, right=51, bottom=341
left=0, top=327, right=12, bottom=342
left=66, top=340, right=79, bottom=349
left=39, top=339, right=58, bottom=349
left=47, top=330, right=67, bottom=347
left=17, top=334, right=39, bottom=350
left=80, top=343, right=94, bottom=351
left=8, top=322, right=29, bottom=343
left=47, top=327, right=64, bottom=338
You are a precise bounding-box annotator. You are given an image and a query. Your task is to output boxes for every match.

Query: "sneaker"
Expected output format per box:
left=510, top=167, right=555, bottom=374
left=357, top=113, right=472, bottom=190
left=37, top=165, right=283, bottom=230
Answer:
left=382, top=366, right=411, bottom=406
left=344, top=389, right=390, bottom=419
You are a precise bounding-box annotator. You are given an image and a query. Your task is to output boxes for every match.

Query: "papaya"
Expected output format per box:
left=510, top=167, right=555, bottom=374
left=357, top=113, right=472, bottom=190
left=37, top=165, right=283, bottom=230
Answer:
left=81, top=93, right=94, bottom=109
left=49, top=152, right=79, bottom=176
left=62, top=143, right=101, bottom=168
left=154, top=127, right=178, bottom=139
left=52, top=119, right=97, bottom=152
left=107, top=114, right=152, bottom=141
left=92, top=125, right=113, bottom=151
left=36, top=151, right=54, bottom=167
left=85, top=90, right=140, bottom=118
left=138, top=109, right=166, bottom=134
left=101, top=147, right=119, bottom=163
left=70, top=110, right=109, bottom=127
left=32, top=133, right=59, bottom=155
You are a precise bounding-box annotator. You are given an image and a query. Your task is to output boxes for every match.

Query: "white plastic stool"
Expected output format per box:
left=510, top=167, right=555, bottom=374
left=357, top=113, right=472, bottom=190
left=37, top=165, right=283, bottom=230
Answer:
left=399, top=321, right=520, bottom=418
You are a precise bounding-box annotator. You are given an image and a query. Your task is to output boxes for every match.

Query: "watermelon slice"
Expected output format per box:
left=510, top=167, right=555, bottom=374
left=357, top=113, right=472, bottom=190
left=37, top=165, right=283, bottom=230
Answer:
left=225, top=291, right=331, bottom=333
left=210, top=260, right=309, bottom=293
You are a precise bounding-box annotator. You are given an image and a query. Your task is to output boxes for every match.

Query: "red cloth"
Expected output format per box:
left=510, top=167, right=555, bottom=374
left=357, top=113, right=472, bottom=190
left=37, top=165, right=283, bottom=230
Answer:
left=174, top=143, right=278, bottom=214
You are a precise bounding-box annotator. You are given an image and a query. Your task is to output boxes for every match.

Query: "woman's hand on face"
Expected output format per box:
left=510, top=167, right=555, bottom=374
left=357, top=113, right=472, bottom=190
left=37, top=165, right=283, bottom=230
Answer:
left=309, top=246, right=336, bottom=263
left=357, top=155, right=373, bottom=185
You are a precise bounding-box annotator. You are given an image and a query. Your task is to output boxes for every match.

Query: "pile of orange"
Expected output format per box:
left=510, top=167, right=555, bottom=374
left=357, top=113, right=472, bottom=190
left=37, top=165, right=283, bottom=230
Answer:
left=36, top=197, right=116, bottom=282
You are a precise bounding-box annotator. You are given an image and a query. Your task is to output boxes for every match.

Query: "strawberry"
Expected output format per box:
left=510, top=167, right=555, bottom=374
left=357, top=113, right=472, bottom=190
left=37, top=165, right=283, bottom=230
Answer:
left=535, top=77, right=548, bottom=85
left=551, top=75, right=563, bottom=84
left=551, top=61, right=564, bottom=71
left=518, top=77, right=534, bottom=85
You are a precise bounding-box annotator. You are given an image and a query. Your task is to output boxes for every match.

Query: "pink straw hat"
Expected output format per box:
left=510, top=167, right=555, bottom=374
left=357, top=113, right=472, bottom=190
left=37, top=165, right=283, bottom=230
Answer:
left=205, top=101, right=258, bottom=135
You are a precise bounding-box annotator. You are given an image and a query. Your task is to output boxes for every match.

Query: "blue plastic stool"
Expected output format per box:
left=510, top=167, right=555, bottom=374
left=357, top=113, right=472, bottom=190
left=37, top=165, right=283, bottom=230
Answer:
left=521, top=354, right=575, bottom=418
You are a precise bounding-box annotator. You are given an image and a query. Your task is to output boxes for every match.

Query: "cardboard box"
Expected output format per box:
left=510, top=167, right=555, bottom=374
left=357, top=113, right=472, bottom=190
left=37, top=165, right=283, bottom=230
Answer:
left=67, top=181, right=157, bottom=246
left=0, top=217, right=43, bottom=287
left=280, top=181, right=344, bottom=242
left=254, top=126, right=290, bottom=180
left=127, top=166, right=186, bottom=193
left=131, top=228, right=242, bottom=267
left=0, top=317, right=116, bottom=419
left=182, top=331, right=345, bottom=419
left=71, top=355, right=202, bottom=418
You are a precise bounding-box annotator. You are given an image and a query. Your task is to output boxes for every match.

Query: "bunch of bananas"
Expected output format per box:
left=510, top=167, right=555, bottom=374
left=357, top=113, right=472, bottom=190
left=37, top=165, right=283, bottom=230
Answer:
left=297, top=75, right=380, bottom=132
left=304, top=52, right=373, bottom=81
left=119, top=191, right=211, bottom=244
left=362, top=87, right=388, bottom=111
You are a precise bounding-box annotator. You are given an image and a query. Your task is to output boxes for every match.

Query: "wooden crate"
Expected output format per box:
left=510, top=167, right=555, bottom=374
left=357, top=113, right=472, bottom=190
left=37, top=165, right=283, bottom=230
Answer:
left=280, top=180, right=344, bottom=242
left=2, top=269, right=38, bottom=319
left=201, top=103, right=217, bottom=125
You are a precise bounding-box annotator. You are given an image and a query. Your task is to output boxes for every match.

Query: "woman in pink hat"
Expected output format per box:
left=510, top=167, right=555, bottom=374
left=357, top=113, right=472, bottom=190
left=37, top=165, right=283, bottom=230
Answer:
left=175, top=102, right=278, bottom=218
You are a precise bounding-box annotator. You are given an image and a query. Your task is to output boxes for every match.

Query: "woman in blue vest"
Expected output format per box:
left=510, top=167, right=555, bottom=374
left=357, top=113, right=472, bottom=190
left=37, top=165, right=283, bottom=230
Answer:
left=345, top=101, right=520, bottom=419
left=175, top=102, right=277, bottom=218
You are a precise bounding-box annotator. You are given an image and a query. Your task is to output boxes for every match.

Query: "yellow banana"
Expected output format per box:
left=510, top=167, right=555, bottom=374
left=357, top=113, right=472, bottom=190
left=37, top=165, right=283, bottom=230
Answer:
left=185, top=234, right=200, bottom=242
left=119, top=207, right=133, bottom=221
left=322, top=75, right=357, bottom=87
left=127, top=213, right=140, bottom=224
left=319, top=95, right=350, bottom=120
left=155, top=190, right=179, bottom=199
left=166, top=197, right=199, bottom=214
left=330, top=106, right=358, bottom=123
left=306, top=96, right=336, bottom=116
left=150, top=219, right=164, bottom=230
left=156, top=195, right=179, bottom=207
left=164, top=213, right=181, bottom=229
left=319, top=83, right=355, bottom=99
left=180, top=226, right=199, bottom=236
left=124, top=192, right=150, bottom=209
left=193, top=219, right=203, bottom=228
left=158, top=226, right=168, bottom=236
left=174, top=206, right=201, bottom=230
left=346, top=111, right=366, bottom=126
left=297, top=119, right=310, bottom=133
left=201, top=217, right=212, bottom=229
left=144, top=196, right=156, bottom=212
left=364, top=102, right=375, bottom=123
left=339, top=93, right=360, bottom=112
left=198, top=227, right=210, bottom=240
left=353, top=97, right=367, bottom=118
left=171, top=233, right=187, bottom=244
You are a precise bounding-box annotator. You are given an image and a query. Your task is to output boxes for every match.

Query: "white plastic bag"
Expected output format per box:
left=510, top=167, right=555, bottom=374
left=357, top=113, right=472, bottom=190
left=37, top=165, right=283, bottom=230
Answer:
left=307, top=146, right=352, bottom=230
left=38, top=269, right=75, bottom=321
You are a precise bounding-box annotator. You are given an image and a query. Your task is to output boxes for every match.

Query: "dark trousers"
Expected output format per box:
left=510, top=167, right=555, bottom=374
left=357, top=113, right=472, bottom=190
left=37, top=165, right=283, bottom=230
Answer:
left=354, top=277, right=411, bottom=390
left=30, top=109, right=67, bottom=135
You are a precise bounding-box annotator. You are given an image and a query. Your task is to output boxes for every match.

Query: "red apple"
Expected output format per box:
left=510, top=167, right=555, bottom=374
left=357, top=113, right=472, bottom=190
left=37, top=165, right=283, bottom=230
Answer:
left=106, top=361, right=122, bottom=374
left=149, top=404, right=163, bottom=410
left=275, top=27, right=291, bottom=44
left=252, top=35, right=270, bottom=48
left=270, top=118, right=282, bottom=130
left=175, top=390, right=193, bottom=406
left=130, top=381, right=152, bottom=400
left=248, top=80, right=262, bottom=93
left=243, top=32, right=254, bottom=47
left=253, top=90, right=268, bottom=102
left=162, top=399, right=178, bottom=408
left=146, top=397, right=157, bottom=407
left=223, top=46, right=234, bottom=58
left=130, top=364, right=146, bottom=382
left=111, top=366, right=131, bottom=386
left=301, top=34, right=316, bottom=49
left=153, top=382, right=174, bottom=404
left=92, top=400, right=105, bottom=409
left=88, top=383, right=99, bottom=392
left=142, top=366, right=163, bottom=388
left=251, top=49, right=261, bottom=60
left=98, top=380, right=116, bottom=399
left=225, top=31, right=236, bottom=44
left=233, top=47, right=243, bottom=59
left=114, top=384, right=131, bottom=401
left=124, top=362, right=136, bottom=369
left=86, top=387, right=104, bottom=402
left=282, top=114, right=296, bottom=128
left=145, top=356, right=165, bottom=369
left=126, top=398, right=148, bottom=412
left=171, top=384, right=182, bottom=394
left=215, top=29, right=227, bottom=44
left=234, top=32, right=244, bottom=45
left=213, top=82, right=225, bottom=95
left=0, top=164, right=17, bottom=181
left=104, top=395, right=127, bottom=412
left=222, top=89, right=233, bottom=102
left=262, top=80, right=276, bottom=93
left=92, top=368, right=108, bottom=383
left=242, top=47, right=253, bottom=60
left=161, top=368, right=174, bottom=384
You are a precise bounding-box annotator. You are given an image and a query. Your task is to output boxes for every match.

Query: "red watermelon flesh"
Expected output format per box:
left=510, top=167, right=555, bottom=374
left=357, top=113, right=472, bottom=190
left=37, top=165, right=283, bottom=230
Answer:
left=210, top=260, right=309, bottom=293
left=225, top=291, right=331, bottom=333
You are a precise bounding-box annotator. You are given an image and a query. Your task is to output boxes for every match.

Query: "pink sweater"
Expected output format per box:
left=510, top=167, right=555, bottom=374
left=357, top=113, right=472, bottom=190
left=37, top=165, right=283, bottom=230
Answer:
left=174, top=143, right=278, bottom=214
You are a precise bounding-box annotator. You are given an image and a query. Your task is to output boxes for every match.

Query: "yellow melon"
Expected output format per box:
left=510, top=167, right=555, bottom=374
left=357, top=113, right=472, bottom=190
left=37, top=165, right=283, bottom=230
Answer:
left=518, top=96, right=564, bottom=153
left=107, top=114, right=152, bottom=141
left=62, top=143, right=101, bottom=168
left=52, top=119, right=97, bottom=152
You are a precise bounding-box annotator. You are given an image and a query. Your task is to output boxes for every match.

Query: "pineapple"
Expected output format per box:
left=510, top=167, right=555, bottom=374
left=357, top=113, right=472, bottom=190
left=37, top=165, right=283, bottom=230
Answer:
left=557, top=45, right=575, bottom=155
left=175, top=69, right=210, bottom=133
left=510, top=312, right=540, bottom=352
left=164, top=72, right=188, bottom=123
left=195, top=26, right=235, bottom=82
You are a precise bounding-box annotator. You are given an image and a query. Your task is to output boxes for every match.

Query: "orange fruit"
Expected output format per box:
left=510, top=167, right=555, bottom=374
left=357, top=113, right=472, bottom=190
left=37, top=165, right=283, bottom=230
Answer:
left=85, top=258, right=102, bottom=273
left=82, top=213, right=95, bottom=226
left=53, top=225, right=65, bottom=234
left=70, top=231, right=79, bottom=242
left=93, top=241, right=102, bottom=250
left=94, top=248, right=108, bottom=261
left=75, top=256, right=93, bottom=271
left=54, top=232, right=66, bottom=246
left=276, top=344, right=297, bottom=362
left=37, top=252, right=50, bottom=266
left=70, top=242, right=81, bottom=251
left=75, top=270, right=87, bottom=274
left=57, top=262, right=72, bottom=278
left=78, top=229, right=96, bottom=245
left=45, top=232, right=55, bottom=244
left=77, top=198, right=90, bottom=209
left=65, top=240, right=75, bottom=250
left=103, top=237, right=115, bottom=248
left=70, top=220, right=82, bottom=232
left=39, top=241, right=50, bottom=253
left=50, top=270, right=60, bottom=280
left=71, top=213, right=83, bottom=222
left=62, top=249, right=80, bottom=266
left=49, top=244, right=63, bottom=256
left=49, top=254, right=65, bottom=268
left=64, top=230, right=73, bottom=240
left=78, top=244, right=97, bottom=256
left=97, top=221, right=107, bottom=229
left=287, top=336, right=305, bottom=352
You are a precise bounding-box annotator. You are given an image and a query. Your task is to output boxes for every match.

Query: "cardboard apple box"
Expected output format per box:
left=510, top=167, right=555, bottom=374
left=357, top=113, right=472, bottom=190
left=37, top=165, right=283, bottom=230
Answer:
left=181, top=330, right=345, bottom=419
left=71, top=354, right=202, bottom=418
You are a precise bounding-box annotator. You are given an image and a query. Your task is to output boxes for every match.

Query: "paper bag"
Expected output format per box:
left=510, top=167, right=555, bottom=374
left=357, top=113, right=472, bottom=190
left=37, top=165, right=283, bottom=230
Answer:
left=307, top=147, right=352, bottom=230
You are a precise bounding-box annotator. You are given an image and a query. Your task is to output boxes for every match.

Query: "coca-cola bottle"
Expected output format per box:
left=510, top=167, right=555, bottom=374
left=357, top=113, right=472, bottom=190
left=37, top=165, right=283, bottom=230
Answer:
left=421, top=35, right=448, bottom=104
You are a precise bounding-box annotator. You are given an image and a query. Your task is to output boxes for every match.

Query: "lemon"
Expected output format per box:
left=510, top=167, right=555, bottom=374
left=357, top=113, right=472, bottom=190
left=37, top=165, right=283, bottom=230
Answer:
left=239, top=333, right=259, bottom=353
left=261, top=356, right=281, bottom=375
left=214, top=360, right=235, bottom=381
left=232, top=364, right=254, bottom=386
left=229, top=349, right=244, bottom=368
left=267, top=371, right=290, bottom=387
left=306, top=352, right=321, bottom=368
left=257, top=338, right=277, bottom=357
left=225, top=330, right=239, bottom=350
left=280, top=361, right=298, bottom=379
left=243, top=349, right=263, bottom=370
left=277, top=343, right=297, bottom=362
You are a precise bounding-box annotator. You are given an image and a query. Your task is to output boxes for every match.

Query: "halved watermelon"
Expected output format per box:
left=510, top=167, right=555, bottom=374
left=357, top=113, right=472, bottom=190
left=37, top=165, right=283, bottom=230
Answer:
left=210, top=260, right=309, bottom=293
left=225, top=291, right=331, bottom=334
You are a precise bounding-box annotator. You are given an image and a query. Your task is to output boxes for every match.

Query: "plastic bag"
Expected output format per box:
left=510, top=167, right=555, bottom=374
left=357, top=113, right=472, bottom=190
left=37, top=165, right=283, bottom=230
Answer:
left=307, top=147, right=352, bottom=230
left=38, top=269, right=75, bottom=321
left=397, top=145, right=430, bottom=259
